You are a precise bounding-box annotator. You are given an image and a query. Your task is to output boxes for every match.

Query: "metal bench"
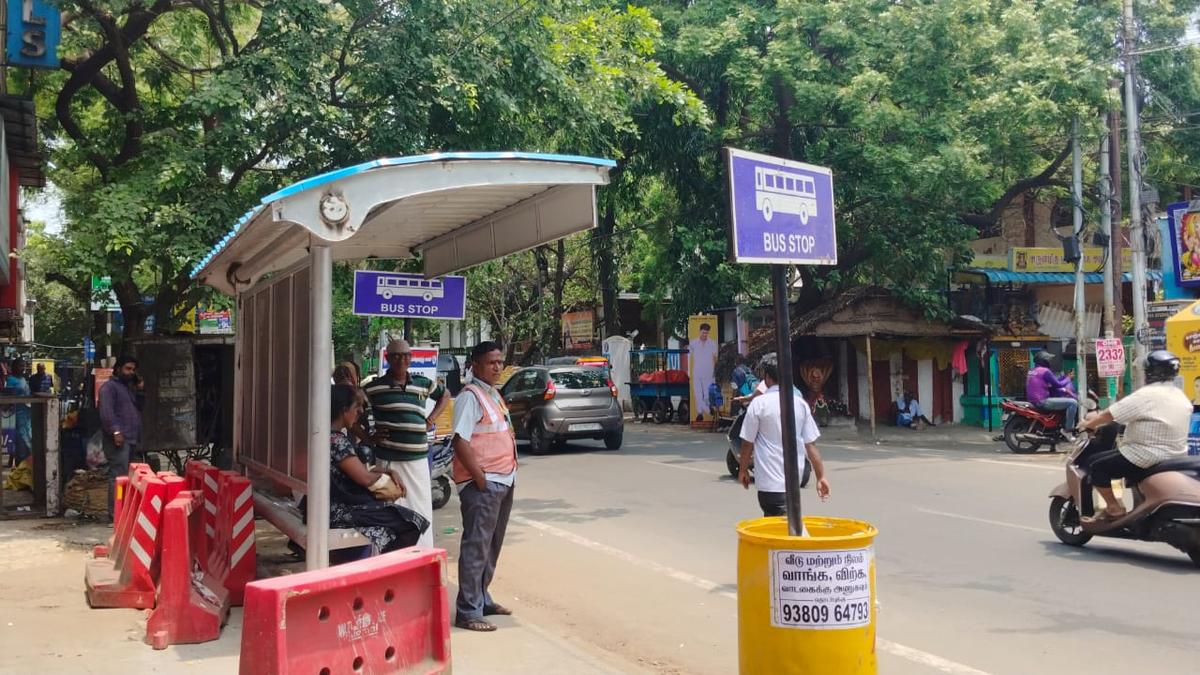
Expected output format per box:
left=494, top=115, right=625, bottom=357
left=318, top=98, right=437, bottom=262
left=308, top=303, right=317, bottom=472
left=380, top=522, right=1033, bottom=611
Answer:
left=252, top=491, right=370, bottom=551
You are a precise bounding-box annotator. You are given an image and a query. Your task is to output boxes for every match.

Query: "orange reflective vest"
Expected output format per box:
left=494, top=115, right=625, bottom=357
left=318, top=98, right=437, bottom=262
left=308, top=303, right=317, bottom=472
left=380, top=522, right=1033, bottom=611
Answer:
left=452, top=383, right=517, bottom=484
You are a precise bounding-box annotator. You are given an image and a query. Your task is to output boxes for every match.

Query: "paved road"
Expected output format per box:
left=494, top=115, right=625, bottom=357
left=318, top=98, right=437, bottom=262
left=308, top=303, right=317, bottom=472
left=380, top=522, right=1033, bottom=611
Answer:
left=432, top=423, right=1198, bottom=675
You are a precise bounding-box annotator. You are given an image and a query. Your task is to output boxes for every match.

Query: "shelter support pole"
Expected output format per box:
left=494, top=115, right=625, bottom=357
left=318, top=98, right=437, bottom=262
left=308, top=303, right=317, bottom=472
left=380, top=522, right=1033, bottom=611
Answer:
left=306, top=243, right=333, bottom=570
left=770, top=265, right=803, bottom=536
left=865, top=335, right=876, bottom=438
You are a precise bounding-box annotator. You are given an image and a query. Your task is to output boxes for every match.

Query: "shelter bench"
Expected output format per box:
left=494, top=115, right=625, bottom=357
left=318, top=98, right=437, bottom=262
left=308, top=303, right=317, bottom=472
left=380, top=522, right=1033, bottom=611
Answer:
left=252, top=490, right=370, bottom=552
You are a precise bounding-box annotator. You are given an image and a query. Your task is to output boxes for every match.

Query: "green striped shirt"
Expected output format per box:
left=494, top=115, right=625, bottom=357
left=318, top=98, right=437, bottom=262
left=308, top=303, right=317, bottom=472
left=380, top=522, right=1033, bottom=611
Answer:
left=362, top=371, right=445, bottom=461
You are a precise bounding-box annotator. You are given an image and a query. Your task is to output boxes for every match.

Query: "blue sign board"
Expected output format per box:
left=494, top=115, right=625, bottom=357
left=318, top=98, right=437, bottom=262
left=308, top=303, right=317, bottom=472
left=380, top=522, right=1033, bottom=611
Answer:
left=83, top=337, right=95, bottom=361
left=352, top=271, right=467, bottom=320
left=6, top=0, right=60, bottom=69
left=725, top=147, right=837, bottom=265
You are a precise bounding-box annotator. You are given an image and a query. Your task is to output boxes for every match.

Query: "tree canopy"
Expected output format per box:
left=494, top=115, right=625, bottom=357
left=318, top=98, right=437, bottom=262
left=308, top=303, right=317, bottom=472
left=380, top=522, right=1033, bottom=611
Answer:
left=22, top=0, right=1200, bottom=355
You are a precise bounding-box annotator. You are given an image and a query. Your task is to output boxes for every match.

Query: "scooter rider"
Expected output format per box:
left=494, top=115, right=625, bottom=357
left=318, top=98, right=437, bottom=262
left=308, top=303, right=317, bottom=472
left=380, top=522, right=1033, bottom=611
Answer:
left=1026, top=351, right=1079, bottom=442
left=1077, top=350, right=1193, bottom=522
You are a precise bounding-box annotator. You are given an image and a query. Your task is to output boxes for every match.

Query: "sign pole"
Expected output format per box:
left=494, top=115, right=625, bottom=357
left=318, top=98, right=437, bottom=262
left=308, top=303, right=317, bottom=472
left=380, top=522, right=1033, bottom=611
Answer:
left=771, top=265, right=803, bottom=536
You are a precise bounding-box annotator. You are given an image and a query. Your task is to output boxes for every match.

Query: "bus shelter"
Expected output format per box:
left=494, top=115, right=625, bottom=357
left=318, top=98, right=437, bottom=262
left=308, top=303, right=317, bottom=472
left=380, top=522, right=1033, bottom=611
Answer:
left=192, top=152, right=614, bottom=569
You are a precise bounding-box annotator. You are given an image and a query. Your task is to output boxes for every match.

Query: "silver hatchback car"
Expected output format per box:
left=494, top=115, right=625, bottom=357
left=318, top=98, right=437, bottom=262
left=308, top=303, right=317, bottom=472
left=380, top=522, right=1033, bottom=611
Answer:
left=501, top=366, right=624, bottom=453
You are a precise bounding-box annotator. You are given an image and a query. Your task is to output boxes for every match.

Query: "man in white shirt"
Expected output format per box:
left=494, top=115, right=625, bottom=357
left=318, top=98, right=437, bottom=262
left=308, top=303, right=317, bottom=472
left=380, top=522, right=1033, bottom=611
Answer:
left=738, top=353, right=831, bottom=516
left=1078, top=350, right=1191, bottom=521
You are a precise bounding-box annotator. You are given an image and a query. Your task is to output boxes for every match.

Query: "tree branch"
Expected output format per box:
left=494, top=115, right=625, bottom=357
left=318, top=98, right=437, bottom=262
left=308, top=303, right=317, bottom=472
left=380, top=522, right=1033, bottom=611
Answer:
left=960, top=142, right=1072, bottom=229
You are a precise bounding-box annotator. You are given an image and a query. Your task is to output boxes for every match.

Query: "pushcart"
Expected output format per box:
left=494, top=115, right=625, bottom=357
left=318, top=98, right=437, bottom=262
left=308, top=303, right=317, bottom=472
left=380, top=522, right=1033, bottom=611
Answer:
left=627, top=348, right=690, bottom=424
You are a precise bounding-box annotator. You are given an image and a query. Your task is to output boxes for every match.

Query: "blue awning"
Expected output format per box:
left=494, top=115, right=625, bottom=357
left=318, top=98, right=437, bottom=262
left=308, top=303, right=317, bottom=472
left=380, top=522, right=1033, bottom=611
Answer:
left=961, top=269, right=1163, bottom=284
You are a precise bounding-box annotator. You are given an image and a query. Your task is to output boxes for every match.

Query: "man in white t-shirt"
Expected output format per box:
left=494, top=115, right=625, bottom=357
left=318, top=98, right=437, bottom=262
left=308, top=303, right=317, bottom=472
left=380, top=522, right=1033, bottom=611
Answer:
left=738, top=353, right=831, bottom=516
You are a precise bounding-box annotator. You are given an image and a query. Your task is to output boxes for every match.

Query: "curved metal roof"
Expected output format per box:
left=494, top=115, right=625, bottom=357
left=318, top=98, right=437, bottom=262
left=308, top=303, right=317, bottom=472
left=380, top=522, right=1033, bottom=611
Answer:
left=192, top=152, right=615, bottom=294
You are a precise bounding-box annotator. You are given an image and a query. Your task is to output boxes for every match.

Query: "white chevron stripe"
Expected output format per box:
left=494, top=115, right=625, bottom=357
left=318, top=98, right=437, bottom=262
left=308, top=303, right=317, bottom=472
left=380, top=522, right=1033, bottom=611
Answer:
left=150, top=495, right=163, bottom=512
left=205, top=501, right=217, bottom=515
left=232, top=509, right=254, bottom=538
left=137, top=512, right=157, bottom=540
left=234, top=486, right=251, bottom=511
left=205, top=525, right=216, bottom=538
left=129, top=539, right=152, bottom=569
left=204, top=474, right=218, bottom=491
left=229, top=532, right=255, bottom=568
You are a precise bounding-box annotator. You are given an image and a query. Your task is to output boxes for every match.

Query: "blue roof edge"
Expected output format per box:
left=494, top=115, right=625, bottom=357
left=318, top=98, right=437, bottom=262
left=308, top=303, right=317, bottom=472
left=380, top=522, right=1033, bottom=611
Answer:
left=191, top=152, right=616, bottom=280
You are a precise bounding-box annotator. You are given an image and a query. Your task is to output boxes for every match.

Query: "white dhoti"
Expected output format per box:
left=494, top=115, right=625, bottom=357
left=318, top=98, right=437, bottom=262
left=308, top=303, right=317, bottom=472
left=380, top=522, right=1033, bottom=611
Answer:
left=376, top=457, right=434, bottom=548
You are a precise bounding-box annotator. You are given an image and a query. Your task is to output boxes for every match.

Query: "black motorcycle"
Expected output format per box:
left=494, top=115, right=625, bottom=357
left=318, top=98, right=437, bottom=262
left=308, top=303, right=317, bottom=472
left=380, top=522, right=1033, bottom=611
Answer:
left=725, top=410, right=812, bottom=486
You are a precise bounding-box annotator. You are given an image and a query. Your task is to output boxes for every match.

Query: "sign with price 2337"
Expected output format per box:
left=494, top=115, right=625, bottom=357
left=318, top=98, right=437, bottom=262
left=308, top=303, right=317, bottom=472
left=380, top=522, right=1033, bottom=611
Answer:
left=769, top=547, right=873, bottom=630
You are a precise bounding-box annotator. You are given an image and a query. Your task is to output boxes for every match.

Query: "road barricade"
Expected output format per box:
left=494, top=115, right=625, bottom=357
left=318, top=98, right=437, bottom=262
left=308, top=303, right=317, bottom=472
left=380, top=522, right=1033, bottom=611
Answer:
left=240, top=548, right=451, bottom=675
left=146, top=489, right=231, bottom=649
left=206, top=471, right=256, bottom=605
left=85, top=466, right=186, bottom=609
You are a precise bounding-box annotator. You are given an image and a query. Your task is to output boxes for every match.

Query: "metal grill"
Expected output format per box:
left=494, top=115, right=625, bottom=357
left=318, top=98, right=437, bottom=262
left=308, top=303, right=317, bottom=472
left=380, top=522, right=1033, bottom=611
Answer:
left=997, top=348, right=1031, bottom=398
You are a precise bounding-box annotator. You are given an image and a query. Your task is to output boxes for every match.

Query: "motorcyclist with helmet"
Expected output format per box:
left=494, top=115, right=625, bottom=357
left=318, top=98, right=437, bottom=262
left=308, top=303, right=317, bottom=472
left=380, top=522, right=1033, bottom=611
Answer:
left=1077, top=350, right=1193, bottom=522
left=1026, top=350, right=1079, bottom=442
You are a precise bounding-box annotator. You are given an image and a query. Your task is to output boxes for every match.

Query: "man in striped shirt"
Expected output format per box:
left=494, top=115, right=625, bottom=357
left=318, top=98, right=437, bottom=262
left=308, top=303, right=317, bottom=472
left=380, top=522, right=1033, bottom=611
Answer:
left=363, top=339, right=449, bottom=547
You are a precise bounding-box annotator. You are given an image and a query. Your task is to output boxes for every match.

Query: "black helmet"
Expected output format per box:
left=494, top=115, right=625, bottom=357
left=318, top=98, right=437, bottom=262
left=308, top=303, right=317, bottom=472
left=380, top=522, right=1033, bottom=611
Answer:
left=1033, top=351, right=1055, bottom=369
left=1145, top=350, right=1181, bottom=384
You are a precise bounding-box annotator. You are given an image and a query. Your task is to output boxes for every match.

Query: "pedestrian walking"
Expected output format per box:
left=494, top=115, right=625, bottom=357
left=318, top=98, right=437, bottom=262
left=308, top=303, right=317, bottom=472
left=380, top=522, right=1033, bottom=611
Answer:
left=362, top=339, right=448, bottom=548
left=98, top=355, right=142, bottom=520
left=451, top=341, right=517, bottom=632
left=738, top=352, right=830, bottom=518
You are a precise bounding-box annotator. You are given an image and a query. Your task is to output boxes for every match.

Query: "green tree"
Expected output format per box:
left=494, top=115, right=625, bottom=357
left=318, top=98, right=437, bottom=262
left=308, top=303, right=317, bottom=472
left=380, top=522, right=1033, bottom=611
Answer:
left=623, top=0, right=1199, bottom=322
left=31, top=0, right=704, bottom=347
left=23, top=221, right=91, bottom=355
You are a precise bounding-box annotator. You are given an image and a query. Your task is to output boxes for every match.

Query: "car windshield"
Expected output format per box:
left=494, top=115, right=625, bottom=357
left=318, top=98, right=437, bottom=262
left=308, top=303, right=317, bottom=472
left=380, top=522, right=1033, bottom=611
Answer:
left=550, top=369, right=607, bottom=390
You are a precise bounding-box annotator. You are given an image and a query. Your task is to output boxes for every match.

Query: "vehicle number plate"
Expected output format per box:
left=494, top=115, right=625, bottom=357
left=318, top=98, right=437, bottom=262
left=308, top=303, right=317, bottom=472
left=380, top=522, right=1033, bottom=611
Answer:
left=569, top=423, right=602, bottom=432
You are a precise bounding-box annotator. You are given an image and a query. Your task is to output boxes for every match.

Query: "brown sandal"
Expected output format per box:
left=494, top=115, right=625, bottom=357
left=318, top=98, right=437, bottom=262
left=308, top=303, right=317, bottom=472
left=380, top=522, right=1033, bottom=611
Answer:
left=455, top=617, right=497, bottom=632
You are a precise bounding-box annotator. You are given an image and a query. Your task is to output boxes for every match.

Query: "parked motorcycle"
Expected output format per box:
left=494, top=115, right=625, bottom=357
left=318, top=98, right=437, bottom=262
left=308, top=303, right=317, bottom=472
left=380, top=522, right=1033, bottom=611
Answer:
left=429, top=434, right=454, bottom=510
left=725, top=410, right=811, bottom=487
left=1048, top=432, right=1200, bottom=567
left=1000, top=392, right=1097, bottom=454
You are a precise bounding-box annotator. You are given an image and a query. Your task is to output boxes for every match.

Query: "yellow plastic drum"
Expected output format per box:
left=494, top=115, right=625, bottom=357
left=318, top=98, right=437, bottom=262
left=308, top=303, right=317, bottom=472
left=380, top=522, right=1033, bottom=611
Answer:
left=737, top=516, right=878, bottom=674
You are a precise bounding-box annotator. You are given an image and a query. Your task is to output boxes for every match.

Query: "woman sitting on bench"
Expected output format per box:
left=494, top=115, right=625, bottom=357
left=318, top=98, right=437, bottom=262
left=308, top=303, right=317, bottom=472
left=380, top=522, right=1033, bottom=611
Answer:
left=320, top=384, right=430, bottom=561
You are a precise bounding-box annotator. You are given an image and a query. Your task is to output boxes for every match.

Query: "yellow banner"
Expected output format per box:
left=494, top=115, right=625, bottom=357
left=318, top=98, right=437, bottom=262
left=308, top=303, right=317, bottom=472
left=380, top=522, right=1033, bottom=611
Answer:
left=1008, top=247, right=1133, bottom=273
left=969, top=254, right=1008, bottom=269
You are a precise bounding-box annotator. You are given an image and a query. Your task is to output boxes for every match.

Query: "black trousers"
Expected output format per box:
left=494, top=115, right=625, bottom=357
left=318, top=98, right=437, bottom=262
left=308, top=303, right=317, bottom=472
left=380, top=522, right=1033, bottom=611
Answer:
left=757, top=491, right=786, bottom=517
left=1079, top=423, right=1145, bottom=486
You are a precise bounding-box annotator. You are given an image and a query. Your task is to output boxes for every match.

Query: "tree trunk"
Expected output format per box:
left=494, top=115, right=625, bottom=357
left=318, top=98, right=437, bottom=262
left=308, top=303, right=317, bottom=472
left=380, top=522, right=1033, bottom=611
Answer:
left=595, top=198, right=620, bottom=338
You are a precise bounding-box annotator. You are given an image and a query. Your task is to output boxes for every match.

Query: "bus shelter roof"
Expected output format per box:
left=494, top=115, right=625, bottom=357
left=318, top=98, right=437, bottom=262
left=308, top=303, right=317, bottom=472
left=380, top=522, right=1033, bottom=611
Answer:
left=192, top=152, right=615, bottom=294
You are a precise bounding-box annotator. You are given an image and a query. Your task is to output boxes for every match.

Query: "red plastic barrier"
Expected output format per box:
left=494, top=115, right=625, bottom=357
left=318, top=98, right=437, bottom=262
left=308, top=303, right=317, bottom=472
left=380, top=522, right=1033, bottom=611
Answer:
left=200, top=466, right=221, bottom=573
left=207, top=472, right=256, bottom=605
left=145, top=490, right=231, bottom=649
left=85, top=467, right=186, bottom=609
left=239, top=548, right=452, bottom=675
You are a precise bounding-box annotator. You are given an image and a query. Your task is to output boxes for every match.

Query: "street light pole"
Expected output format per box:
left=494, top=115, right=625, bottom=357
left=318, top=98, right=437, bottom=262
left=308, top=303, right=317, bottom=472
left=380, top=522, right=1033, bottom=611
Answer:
left=1123, top=0, right=1148, bottom=387
left=1071, top=118, right=1087, bottom=395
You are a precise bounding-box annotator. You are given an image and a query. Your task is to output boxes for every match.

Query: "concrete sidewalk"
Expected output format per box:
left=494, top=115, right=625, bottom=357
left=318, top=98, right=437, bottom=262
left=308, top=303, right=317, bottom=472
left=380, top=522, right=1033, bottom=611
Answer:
left=0, top=516, right=630, bottom=674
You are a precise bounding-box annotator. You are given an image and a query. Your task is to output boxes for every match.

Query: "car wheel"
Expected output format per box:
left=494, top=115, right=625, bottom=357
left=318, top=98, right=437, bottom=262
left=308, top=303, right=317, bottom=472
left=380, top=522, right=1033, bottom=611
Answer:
left=604, top=431, right=623, bottom=450
left=676, top=400, right=690, bottom=424
left=529, top=421, right=551, bottom=455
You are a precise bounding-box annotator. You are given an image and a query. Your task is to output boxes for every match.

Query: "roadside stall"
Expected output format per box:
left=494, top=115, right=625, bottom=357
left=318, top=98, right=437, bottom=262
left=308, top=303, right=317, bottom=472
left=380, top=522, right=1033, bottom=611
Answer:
left=191, top=152, right=613, bottom=569
left=1165, top=300, right=1200, bottom=456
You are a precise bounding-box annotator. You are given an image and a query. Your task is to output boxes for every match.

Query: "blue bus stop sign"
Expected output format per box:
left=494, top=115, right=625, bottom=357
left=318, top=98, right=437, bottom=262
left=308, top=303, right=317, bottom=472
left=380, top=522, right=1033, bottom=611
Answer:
left=352, top=271, right=467, bottom=320
left=725, top=147, right=837, bottom=266
left=83, top=336, right=95, bottom=361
